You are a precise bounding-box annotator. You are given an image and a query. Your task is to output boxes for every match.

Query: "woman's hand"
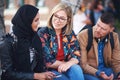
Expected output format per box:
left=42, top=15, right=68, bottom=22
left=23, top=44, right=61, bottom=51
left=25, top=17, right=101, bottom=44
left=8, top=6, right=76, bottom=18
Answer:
left=58, top=62, right=72, bottom=73
left=58, top=58, right=79, bottom=73
left=34, top=72, right=56, bottom=80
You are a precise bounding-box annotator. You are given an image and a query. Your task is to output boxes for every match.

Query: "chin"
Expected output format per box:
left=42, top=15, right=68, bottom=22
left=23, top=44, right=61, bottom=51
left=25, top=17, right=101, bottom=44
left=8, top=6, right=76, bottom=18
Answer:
left=95, top=35, right=101, bottom=38
left=54, top=27, right=61, bottom=30
left=95, top=33, right=101, bottom=38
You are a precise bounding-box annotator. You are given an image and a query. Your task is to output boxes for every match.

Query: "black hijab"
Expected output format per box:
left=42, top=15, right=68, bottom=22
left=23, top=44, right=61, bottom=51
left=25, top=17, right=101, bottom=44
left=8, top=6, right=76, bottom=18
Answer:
left=12, top=4, right=38, bottom=39
left=11, top=5, right=44, bottom=72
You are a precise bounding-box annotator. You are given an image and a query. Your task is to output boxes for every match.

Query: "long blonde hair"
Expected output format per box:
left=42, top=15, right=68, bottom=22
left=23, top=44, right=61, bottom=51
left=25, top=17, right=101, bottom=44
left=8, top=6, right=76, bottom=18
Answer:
left=47, top=3, right=73, bottom=35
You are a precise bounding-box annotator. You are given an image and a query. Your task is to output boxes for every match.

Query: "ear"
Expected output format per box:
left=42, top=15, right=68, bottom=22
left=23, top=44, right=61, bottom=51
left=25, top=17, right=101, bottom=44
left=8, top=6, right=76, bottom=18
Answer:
left=110, top=27, right=114, bottom=32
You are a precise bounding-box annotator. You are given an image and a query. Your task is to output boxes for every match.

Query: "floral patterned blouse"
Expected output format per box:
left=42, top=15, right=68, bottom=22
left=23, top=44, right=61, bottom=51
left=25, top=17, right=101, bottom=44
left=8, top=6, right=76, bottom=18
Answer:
left=37, top=27, right=81, bottom=64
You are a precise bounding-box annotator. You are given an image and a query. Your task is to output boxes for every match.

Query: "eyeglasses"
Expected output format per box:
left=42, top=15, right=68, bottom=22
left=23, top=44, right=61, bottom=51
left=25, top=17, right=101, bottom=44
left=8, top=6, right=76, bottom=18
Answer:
left=53, top=14, right=67, bottom=23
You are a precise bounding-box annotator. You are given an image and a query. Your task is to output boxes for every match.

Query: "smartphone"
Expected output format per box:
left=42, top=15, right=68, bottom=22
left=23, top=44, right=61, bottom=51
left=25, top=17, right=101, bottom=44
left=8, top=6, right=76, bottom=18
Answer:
left=55, top=74, right=62, bottom=78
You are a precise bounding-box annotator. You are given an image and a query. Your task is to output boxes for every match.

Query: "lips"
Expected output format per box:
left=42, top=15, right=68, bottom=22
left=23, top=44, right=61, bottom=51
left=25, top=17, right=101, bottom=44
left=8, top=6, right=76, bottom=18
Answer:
left=95, top=31, right=101, bottom=38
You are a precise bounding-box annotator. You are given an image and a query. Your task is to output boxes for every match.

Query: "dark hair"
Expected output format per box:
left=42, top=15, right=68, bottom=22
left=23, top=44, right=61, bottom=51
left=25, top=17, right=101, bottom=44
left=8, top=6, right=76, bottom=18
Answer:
left=93, top=0, right=99, bottom=9
left=100, top=12, right=115, bottom=27
left=78, top=6, right=82, bottom=10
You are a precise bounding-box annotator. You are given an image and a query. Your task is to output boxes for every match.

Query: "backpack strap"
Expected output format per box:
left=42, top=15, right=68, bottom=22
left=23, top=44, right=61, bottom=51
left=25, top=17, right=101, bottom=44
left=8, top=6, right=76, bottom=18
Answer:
left=86, top=28, right=93, bottom=52
left=110, top=32, right=114, bottom=50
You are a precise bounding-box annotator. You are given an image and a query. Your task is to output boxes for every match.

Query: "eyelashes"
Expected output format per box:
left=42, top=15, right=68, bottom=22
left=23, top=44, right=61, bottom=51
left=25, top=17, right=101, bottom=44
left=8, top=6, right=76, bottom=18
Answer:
left=35, top=18, right=39, bottom=22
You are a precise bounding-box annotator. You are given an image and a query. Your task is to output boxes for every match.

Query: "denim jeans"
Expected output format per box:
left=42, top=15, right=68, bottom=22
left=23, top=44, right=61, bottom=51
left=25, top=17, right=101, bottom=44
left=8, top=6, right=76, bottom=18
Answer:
left=52, top=70, right=69, bottom=80
left=84, top=68, right=114, bottom=80
left=52, top=64, right=84, bottom=80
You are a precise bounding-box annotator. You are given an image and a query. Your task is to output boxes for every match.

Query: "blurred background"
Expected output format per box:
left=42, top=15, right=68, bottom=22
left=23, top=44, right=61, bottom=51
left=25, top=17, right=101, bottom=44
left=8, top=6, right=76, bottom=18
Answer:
left=1, top=0, right=120, bottom=33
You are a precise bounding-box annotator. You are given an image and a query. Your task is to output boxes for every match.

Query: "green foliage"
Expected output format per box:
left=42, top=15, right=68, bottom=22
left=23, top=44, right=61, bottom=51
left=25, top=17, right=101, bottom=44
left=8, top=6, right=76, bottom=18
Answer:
left=115, top=19, right=120, bottom=41
left=115, top=19, right=120, bottom=30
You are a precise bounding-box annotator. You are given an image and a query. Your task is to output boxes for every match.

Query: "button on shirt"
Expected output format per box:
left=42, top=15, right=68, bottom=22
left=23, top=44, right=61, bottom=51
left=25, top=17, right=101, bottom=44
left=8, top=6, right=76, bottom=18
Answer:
left=98, top=40, right=105, bottom=70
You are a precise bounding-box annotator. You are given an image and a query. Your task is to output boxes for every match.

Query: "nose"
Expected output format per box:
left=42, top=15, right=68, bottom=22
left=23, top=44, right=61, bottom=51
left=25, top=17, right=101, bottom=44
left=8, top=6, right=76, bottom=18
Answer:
left=55, top=18, right=61, bottom=24
left=96, top=27, right=101, bottom=32
left=55, top=18, right=61, bottom=22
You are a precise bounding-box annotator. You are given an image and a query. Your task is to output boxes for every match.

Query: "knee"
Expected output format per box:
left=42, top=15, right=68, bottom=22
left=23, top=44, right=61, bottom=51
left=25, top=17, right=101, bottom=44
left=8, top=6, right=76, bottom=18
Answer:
left=69, top=64, right=83, bottom=72
left=67, top=64, right=84, bottom=79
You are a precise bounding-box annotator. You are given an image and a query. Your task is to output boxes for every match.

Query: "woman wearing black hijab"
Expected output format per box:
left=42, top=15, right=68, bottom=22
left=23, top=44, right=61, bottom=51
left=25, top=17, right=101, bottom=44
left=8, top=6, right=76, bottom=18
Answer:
left=1, top=5, right=56, bottom=80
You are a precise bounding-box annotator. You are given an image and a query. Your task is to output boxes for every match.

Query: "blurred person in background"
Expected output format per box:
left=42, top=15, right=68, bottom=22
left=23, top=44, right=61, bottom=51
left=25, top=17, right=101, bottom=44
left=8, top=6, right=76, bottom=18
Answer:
left=0, top=0, right=5, bottom=38
left=4, top=0, right=9, bottom=9
left=104, top=0, right=116, bottom=18
left=112, top=0, right=120, bottom=21
left=85, top=2, right=92, bottom=18
left=73, top=2, right=91, bottom=35
left=0, top=0, right=5, bottom=79
left=86, top=0, right=104, bottom=27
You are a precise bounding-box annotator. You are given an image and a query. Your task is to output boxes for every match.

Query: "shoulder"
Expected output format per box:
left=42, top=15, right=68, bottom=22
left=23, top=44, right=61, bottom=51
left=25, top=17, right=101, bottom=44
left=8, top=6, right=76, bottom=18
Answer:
left=112, top=32, right=119, bottom=41
left=0, top=33, right=16, bottom=54
left=0, top=33, right=16, bottom=44
left=77, top=29, right=88, bottom=39
left=37, top=27, right=50, bottom=36
left=37, top=27, right=52, bottom=41
left=37, top=27, right=48, bottom=33
left=77, top=29, right=89, bottom=47
left=65, top=31, right=76, bottom=39
left=71, top=30, right=76, bottom=36
left=112, top=32, right=119, bottom=37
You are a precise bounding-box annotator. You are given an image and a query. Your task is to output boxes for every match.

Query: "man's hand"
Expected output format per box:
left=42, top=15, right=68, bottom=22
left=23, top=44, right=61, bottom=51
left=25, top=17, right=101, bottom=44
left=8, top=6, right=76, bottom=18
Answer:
left=117, top=75, right=120, bottom=80
left=100, top=72, right=114, bottom=80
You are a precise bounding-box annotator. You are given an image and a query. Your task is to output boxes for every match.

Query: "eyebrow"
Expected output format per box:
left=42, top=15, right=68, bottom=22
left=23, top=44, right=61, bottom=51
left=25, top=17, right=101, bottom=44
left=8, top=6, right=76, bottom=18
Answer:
left=97, top=23, right=107, bottom=30
left=54, top=14, right=67, bottom=18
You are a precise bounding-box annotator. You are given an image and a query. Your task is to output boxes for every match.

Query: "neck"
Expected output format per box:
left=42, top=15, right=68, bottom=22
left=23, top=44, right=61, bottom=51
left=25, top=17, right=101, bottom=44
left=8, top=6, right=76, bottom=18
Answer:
left=55, top=29, right=61, bottom=36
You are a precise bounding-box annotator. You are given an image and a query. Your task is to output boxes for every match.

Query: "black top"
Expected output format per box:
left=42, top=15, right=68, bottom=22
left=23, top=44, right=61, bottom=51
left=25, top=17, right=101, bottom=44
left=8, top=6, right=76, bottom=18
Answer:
left=1, top=5, right=45, bottom=80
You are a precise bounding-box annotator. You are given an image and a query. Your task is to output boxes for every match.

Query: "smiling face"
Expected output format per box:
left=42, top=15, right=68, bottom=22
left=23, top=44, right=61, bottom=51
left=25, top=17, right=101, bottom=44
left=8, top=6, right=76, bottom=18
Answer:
left=31, top=12, right=40, bottom=32
left=52, top=10, right=68, bottom=31
left=94, top=19, right=114, bottom=38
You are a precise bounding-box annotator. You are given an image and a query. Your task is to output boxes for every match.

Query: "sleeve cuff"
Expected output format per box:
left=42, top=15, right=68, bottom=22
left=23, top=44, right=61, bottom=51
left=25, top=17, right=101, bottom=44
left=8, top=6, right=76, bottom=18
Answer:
left=117, top=72, right=120, bottom=77
left=96, top=70, right=102, bottom=77
left=51, top=59, right=56, bottom=64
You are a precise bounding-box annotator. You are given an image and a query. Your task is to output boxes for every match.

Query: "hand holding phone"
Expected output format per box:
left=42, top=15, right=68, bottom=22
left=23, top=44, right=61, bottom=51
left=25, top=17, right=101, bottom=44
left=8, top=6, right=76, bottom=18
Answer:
left=55, top=74, right=62, bottom=78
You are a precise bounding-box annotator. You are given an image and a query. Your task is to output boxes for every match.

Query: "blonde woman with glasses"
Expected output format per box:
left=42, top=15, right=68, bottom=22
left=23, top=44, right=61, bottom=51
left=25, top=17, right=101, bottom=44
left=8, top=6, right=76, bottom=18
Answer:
left=38, top=3, right=84, bottom=80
